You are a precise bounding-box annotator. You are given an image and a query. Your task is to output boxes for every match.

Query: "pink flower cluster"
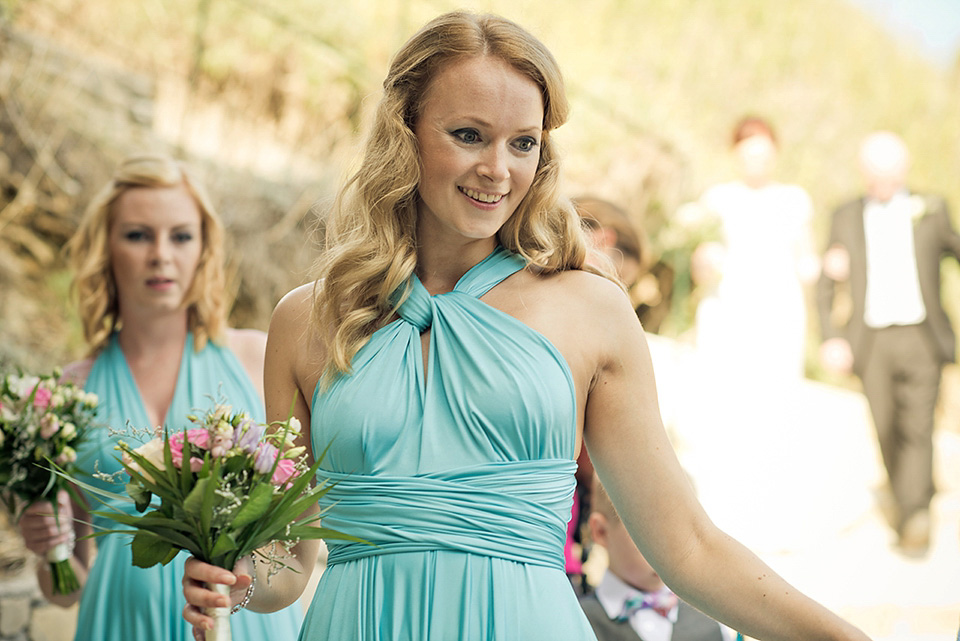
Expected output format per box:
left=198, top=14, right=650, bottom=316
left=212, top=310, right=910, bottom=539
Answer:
left=169, top=428, right=209, bottom=472
left=32, top=387, right=53, bottom=411
left=128, top=408, right=302, bottom=489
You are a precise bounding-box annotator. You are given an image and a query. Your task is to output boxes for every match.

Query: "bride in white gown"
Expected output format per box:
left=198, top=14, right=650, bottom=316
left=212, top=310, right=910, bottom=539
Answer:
left=689, top=116, right=819, bottom=385
left=669, top=117, right=873, bottom=555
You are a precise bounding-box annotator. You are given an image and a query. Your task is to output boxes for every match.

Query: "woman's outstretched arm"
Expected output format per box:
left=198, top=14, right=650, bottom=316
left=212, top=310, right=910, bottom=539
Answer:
left=580, top=275, right=870, bottom=641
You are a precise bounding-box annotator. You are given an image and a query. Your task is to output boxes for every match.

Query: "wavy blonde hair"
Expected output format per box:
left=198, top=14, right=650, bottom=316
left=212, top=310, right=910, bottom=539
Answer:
left=67, top=153, right=228, bottom=356
left=313, top=11, right=618, bottom=377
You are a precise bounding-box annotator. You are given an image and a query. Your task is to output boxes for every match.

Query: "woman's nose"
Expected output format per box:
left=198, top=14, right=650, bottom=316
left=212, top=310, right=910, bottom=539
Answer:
left=477, top=145, right=509, bottom=183
left=149, top=238, right=172, bottom=265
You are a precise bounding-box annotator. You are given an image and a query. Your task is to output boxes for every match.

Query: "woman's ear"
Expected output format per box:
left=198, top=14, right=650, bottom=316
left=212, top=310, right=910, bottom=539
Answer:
left=587, top=511, right=609, bottom=549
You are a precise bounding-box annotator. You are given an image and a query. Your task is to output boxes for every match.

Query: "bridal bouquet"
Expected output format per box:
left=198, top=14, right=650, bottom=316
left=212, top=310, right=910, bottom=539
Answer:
left=72, top=404, right=351, bottom=641
left=0, top=370, right=99, bottom=594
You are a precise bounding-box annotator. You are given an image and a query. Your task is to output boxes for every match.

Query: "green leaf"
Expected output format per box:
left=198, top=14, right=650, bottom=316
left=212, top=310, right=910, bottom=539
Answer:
left=200, top=459, right=219, bottom=534
left=126, top=482, right=152, bottom=513
left=131, top=530, right=176, bottom=569
left=182, top=476, right=207, bottom=520
left=231, top=482, right=274, bottom=529
left=133, top=512, right=196, bottom=534
left=210, top=530, right=237, bottom=560
left=179, top=447, right=195, bottom=496
left=159, top=545, right=180, bottom=566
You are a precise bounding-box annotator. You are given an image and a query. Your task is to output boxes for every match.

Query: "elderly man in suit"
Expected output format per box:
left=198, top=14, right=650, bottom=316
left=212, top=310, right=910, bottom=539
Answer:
left=817, top=131, right=960, bottom=556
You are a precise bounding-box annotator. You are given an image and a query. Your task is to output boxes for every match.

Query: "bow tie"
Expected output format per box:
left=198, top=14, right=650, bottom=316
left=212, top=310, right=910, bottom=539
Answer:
left=616, top=589, right=679, bottom=621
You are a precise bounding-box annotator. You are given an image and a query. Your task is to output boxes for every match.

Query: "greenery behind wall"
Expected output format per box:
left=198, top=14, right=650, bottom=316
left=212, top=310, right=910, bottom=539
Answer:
left=1, top=0, right=959, bottom=371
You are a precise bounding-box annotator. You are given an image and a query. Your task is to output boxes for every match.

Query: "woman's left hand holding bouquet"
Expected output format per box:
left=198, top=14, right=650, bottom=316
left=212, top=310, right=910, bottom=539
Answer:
left=181, top=554, right=253, bottom=641
left=17, top=489, right=94, bottom=607
left=182, top=538, right=322, bottom=641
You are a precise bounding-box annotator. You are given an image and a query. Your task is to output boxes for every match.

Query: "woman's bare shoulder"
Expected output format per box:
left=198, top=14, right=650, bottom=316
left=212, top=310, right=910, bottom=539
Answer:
left=225, top=328, right=268, bottom=356
left=537, top=268, right=633, bottom=317
left=267, top=282, right=326, bottom=368
left=271, top=283, right=317, bottom=327
left=224, top=327, right=268, bottom=373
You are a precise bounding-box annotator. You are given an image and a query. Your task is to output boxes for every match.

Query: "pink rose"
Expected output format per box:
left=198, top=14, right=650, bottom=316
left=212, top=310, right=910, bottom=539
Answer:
left=39, top=414, right=60, bottom=439
left=33, top=387, right=52, bottom=411
left=169, top=428, right=211, bottom=467
left=271, top=459, right=297, bottom=487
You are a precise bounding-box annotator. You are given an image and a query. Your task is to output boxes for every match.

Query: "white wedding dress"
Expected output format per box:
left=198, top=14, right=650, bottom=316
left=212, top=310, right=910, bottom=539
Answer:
left=695, top=180, right=815, bottom=384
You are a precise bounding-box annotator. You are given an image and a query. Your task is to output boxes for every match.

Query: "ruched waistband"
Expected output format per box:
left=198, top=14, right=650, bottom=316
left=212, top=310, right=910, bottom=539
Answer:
left=317, top=459, right=577, bottom=571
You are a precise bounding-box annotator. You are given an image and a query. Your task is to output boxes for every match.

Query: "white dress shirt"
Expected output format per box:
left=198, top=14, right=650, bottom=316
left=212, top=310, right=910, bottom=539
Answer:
left=595, top=571, right=678, bottom=641
left=863, top=191, right=926, bottom=328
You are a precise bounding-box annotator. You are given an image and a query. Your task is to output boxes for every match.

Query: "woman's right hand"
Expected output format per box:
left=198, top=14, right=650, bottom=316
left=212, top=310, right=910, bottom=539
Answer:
left=17, top=489, right=74, bottom=557
left=182, top=556, right=253, bottom=641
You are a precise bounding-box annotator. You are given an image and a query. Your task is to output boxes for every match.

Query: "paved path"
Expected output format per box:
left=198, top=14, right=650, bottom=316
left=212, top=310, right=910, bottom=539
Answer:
left=634, top=335, right=960, bottom=641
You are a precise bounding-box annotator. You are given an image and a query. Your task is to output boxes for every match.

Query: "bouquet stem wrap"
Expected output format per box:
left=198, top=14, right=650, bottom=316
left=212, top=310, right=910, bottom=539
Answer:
left=205, top=583, right=231, bottom=641
left=45, top=540, right=79, bottom=594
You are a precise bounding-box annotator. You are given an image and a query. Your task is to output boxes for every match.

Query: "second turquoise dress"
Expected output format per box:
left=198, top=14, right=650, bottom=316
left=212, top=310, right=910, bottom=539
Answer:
left=303, top=247, right=598, bottom=640
left=74, top=333, right=303, bottom=641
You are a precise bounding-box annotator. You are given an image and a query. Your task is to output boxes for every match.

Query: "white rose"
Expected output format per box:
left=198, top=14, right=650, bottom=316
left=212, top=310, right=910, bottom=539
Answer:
left=60, top=422, right=77, bottom=440
left=122, top=438, right=166, bottom=483
left=49, top=391, right=66, bottom=409
left=14, top=375, right=39, bottom=399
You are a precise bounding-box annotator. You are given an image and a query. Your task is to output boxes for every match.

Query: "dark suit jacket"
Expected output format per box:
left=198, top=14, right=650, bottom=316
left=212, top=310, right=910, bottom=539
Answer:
left=579, top=593, right=725, bottom=641
left=816, top=193, right=960, bottom=375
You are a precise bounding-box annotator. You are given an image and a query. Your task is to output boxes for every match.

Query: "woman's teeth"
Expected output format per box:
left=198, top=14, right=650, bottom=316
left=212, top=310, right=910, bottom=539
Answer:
left=461, top=188, right=503, bottom=204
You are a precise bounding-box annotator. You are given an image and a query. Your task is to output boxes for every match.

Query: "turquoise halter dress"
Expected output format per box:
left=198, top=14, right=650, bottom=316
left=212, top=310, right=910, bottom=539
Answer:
left=302, top=247, right=598, bottom=640
left=74, top=333, right=302, bottom=641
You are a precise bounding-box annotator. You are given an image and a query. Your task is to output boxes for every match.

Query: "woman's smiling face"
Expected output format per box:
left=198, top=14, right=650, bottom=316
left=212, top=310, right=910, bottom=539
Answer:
left=413, top=55, right=544, bottom=248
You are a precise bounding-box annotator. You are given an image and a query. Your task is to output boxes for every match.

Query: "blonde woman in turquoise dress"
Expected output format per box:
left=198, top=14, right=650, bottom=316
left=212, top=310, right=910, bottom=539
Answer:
left=182, top=12, right=873, bottom=641
left=17, top=154, right=301, bottom=640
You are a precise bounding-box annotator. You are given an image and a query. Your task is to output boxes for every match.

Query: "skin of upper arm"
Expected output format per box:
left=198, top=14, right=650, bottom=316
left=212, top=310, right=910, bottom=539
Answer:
left=242, top=284, right=325, bottom=609
left=264, top=284, right=320, bottom=463
left=574, top=275, right=713, bottom=577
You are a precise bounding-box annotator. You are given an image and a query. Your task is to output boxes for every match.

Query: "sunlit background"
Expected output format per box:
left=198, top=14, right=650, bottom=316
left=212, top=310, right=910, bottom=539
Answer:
left=1, top=1, right=958, bottom=639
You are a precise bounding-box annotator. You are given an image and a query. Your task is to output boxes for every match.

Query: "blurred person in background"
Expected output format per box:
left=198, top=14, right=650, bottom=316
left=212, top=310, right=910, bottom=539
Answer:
left=688, top=115, right=818, bottom=383
left=817, top=131, right=960, bottom=557
left=16, top=153, right=303, bottom=640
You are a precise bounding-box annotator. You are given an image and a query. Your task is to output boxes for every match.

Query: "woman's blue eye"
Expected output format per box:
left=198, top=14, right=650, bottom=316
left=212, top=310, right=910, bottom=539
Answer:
left=453, top=129, right=481, bottom=144
left=173, top=232, right=194, bottom=243
left=125, top=231, right=147, bottom=241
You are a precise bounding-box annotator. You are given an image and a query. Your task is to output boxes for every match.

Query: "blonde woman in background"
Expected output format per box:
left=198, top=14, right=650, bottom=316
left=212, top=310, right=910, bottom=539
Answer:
left=17, top=153, right=302, bottom=640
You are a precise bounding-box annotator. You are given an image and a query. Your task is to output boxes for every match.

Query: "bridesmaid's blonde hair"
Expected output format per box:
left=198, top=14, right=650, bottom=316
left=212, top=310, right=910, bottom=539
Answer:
left=67, top=153, right=227, bottom=356
left=313, top=10, right=617, bottom=378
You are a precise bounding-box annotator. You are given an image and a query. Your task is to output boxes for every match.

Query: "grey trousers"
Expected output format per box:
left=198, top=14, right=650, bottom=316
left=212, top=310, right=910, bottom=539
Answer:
left=860, top=324, right=941, bottom=529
